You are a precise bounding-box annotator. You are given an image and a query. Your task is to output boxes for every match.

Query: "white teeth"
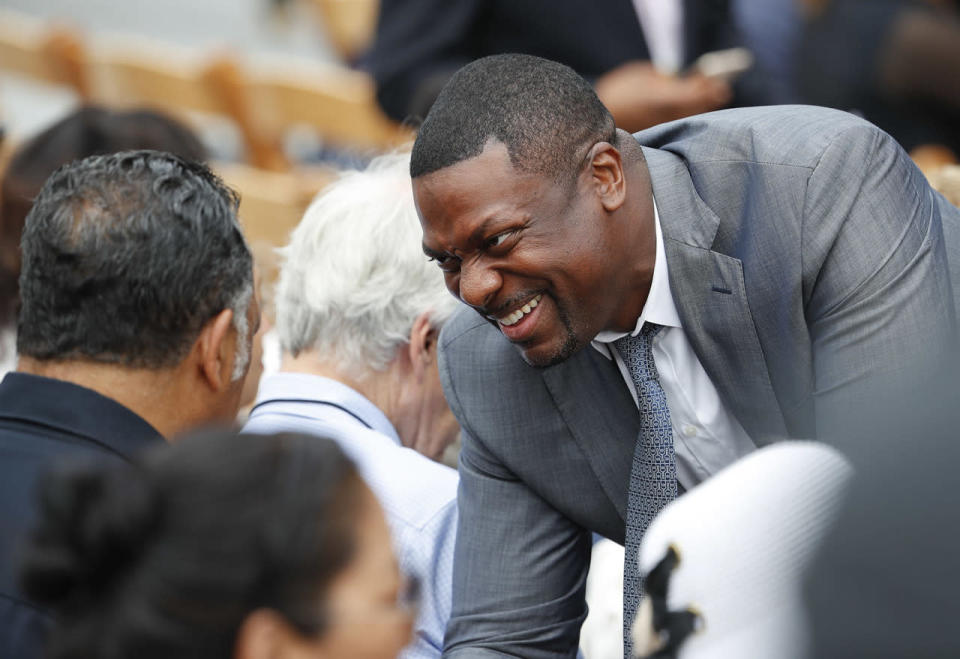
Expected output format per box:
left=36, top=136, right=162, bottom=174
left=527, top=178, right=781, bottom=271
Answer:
left=498, top=294, right=543, bottom=327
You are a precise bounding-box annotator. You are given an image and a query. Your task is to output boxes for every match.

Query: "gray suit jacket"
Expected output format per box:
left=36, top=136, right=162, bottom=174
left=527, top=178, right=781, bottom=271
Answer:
left=438, top=106, right=958, bottom=657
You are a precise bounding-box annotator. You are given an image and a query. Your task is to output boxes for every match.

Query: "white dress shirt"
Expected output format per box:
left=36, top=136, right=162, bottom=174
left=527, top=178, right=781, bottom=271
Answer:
left=592, top=199, right=756, bottom=490
left=243, top=373, right=458, bottom=659
left=632, top=0, right=685, bottom=74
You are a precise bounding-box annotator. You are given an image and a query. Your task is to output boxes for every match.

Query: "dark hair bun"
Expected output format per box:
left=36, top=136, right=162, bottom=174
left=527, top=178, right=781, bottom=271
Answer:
left=21, top=461, right=162, bottom=612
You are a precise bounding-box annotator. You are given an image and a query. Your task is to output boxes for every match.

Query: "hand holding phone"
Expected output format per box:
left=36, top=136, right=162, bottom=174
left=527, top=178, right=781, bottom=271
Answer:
left=689, top=48, right=754, bottom=82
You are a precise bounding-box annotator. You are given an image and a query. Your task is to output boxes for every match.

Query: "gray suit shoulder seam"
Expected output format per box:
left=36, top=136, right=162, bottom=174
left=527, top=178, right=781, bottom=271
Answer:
left=801, top=126, right=894, bottom=313
left=689, top=158, right=815, bottom=170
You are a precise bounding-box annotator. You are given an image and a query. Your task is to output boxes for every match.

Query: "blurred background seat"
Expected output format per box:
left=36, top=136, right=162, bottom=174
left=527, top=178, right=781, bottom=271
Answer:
left=214, top=160, right=335, bottom=249
left=84, top=35, right=285, bottom=169
left=0, top=9, right=88, bottom=98
left=306, top=0, right=379, bottom=64
left=246, top=57, right=412, bottom=162
left=0, top=2, right=411, bottom=272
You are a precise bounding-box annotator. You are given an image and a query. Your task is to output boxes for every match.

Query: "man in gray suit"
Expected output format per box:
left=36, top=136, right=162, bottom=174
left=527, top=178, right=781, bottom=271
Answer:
left=411, top=54, right=957, bottom=658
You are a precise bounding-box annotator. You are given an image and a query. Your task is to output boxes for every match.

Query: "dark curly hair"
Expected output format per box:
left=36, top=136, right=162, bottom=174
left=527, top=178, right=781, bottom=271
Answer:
left=16, top=149, right=252, bottom=368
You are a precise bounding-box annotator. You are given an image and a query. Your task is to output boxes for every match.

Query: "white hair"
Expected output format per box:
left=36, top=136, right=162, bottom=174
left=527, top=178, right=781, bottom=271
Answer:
left=229, top=282, right=254, bottom=382
left=276, top=151, right=458, bottom=378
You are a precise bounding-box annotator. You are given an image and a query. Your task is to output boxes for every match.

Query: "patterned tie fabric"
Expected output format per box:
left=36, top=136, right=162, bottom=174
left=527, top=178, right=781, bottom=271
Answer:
left=614, top=323, right=677, bottom=658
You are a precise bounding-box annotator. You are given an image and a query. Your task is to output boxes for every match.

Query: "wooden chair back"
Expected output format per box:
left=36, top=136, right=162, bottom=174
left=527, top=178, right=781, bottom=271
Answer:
left=86, top=37, right=286, bottom=170
left=0, top=9, right=88, bottom=96
left=308, top=0, right=380, bottom=62
left=215, top=161, right=335, bottom=248
left=247, top=61, right=411, bottom=155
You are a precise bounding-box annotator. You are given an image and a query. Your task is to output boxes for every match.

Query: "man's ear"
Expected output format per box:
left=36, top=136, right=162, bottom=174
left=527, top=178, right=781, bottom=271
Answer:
left=588, top=141, right=627, bottom=212
left=407, top=311, right=436, bottom=383
left=197, top=308, right=235, bottom=392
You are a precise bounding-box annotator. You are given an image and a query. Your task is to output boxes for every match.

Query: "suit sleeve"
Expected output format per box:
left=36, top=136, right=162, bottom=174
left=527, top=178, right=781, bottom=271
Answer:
left=438, top=340, right=591, bottom=658
left=802, top=123, right=957, bottom=435
left=367, top=0, right=483, bottom=122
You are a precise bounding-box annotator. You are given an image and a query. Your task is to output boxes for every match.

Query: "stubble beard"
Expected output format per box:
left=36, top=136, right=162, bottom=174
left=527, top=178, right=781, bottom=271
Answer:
left=521, top=298, right=582, bottom=369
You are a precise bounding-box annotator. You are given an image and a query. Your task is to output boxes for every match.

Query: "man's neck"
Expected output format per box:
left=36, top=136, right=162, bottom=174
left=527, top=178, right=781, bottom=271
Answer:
left=610, top=138, right=657, bottom=332
left=17, top=356, right=188, bottom=440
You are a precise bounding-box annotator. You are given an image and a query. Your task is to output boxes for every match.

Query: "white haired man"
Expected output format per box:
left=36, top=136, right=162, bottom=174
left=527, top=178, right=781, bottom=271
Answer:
left=243, top=152, right=459, bottom=658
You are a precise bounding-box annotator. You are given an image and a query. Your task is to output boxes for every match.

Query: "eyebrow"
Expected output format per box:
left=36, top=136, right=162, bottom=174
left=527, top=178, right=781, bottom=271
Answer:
left=421, top=215, right=524, bottom=260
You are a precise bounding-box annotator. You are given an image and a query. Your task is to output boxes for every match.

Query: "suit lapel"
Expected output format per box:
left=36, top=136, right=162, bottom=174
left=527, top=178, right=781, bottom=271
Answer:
left=532, top=144, right=790, bottom=524
left=643, top=146, right=787, bottom=444
left=542, top=346, right=639, bottom=523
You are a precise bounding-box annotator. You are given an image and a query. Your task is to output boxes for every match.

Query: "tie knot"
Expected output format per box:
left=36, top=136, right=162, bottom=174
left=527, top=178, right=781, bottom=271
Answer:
left=613, top=323, right=663, bottom=386
left=640, top=322, right=663, bottom=341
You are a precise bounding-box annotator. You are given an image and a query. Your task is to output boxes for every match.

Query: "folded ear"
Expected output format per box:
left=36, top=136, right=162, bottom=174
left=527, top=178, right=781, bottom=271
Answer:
left=407, top=311, right=436, bottom=382
left=588, top=140, right=626, bottom=212
left=197, top=308, right=235, bottom=393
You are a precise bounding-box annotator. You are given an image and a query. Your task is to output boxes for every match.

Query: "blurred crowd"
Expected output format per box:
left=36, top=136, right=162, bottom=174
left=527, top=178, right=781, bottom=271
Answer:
left=364, top=0, right=960, bottom=159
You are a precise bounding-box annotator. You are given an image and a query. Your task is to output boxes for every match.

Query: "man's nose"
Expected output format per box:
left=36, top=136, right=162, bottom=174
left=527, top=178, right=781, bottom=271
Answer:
left=458, top=259, right=501, bottom=311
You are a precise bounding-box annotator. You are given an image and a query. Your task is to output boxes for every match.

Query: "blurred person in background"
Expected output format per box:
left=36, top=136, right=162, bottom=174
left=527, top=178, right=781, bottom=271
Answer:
left=0, top=150, right=256, bottom=659
left=731, top=0, right=804, bottom=104
left=367, top=0, right=776, bottom=132
left=20, top=430, right=415, bottom=659
left=0, top=106, right=207, bottom=374
left=798, top=0, right=960, bottom=158
left=244, top=151, right=458, bottom=658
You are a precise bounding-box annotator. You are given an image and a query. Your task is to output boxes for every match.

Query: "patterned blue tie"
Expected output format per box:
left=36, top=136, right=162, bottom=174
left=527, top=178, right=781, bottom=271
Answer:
left=614, top=323, right=677, bottom=658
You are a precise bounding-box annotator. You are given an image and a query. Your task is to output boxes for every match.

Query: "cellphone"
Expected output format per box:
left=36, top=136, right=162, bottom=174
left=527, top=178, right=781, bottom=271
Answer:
left=689, top=48, right=754, bottom=81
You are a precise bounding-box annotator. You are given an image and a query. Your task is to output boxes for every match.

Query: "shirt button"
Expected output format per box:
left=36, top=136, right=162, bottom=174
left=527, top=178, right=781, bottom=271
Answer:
left=682, top=424, right=698, bottom=438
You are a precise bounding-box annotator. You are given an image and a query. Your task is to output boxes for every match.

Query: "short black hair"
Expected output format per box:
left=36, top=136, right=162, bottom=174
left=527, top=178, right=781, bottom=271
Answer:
left=20, top=430, right=364, bottom=659
left=17, top=149, right=252, bottom=368
left=410, top=54, right=616, bottom=180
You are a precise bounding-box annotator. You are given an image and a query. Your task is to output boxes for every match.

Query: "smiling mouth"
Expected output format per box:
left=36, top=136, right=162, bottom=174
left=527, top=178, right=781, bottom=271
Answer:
left=495, top=294, right=542, bottom=326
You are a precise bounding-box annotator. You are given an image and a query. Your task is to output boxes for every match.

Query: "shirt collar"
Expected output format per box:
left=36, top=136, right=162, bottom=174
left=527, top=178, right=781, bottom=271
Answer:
left=592, top=196, right=682, bottom=356
left=254, top=372, right=402, bottom=445
left=0, top=372, right=164, bottom=458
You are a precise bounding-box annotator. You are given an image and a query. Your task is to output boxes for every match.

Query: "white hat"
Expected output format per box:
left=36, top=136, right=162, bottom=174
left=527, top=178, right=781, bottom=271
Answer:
left=632, top=442, right=852, bottom=659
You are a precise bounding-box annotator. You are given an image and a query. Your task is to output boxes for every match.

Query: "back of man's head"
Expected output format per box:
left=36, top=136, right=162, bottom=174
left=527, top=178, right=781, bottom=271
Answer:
left=410, top=53, right=616, bottom=181
left=276, top=151, right=457, bottom=378
left=17, top=150, right=253, bottom=376
left=0, top=107, right=206, bottom=328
